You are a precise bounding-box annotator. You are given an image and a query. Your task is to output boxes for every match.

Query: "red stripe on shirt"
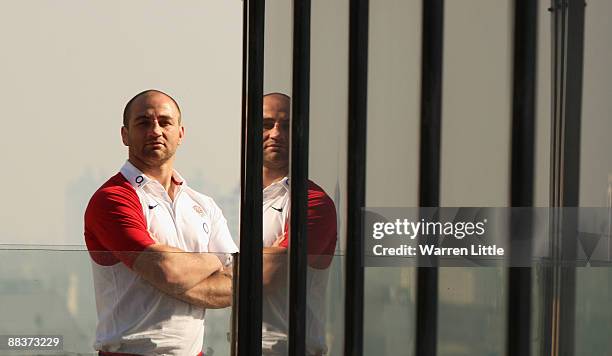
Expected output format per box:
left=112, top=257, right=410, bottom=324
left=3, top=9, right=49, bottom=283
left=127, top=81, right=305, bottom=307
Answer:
left=279, top=180, right=337, bottom=269
left=84, top=173, right=155, bottom=268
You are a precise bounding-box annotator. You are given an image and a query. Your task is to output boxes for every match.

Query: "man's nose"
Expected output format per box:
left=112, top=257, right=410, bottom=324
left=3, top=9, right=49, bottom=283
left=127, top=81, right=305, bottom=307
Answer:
left=148, top=120, right=163, bottom=136
left=269, top=123, right=284, bottom=139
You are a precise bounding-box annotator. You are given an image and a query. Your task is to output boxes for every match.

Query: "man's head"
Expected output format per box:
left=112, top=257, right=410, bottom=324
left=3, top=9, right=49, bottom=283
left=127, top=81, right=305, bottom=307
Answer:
left=121, top=89, right=184, bottom=168
left=263, top=93, right=290, bottom=172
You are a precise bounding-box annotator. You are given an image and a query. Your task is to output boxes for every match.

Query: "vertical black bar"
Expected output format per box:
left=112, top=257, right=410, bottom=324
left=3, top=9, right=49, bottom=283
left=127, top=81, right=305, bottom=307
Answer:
left=540, top=2, right=562, bottom=354
left=416, top=0, right=443, bottom=355
left=344, top=0, right=368, bottom=355
left=558, top=0, right=585, bottom=354
left=560, top=1, right=585, bottom=205
left=288, top=0, right=311, bottom=355
left=510, top=0, right=538, bottom=208
left=238, top=0, right=264, bottom=355
left=231, top=252, right=240, bottom=356
left=507, top=1, right=538, bottom=356
left=544, top=0, right=585, bottom=355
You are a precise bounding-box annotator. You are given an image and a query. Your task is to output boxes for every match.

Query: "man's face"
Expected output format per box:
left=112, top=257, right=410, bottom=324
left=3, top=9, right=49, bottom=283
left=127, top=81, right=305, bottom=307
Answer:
left=121, top=93, right=184, bottom=167
left=262, top=95, right=290, bottom=170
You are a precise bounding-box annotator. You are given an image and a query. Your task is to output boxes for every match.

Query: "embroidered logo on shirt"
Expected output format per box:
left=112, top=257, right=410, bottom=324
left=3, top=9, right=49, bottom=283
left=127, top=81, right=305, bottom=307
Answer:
left=271, top=206, right=283, bottom=213
left=148, top=204, right=159, bottom=209
left=193, top=205, right=205, bottom=217
left=135, top=175, right=144, bottom=186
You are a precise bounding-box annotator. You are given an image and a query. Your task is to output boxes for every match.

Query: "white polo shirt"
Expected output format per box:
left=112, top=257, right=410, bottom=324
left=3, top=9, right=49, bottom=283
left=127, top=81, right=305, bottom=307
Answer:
left=85, top=161, right=238, bottom=356
left=261, top=177, right=337, bottom=355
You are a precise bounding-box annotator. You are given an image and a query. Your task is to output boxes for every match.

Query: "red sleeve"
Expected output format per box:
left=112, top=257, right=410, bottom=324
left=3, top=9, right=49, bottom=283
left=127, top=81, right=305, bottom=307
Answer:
left=84, top=175, right=155, bottom=268
left=279, top=181, right=337, bottom=269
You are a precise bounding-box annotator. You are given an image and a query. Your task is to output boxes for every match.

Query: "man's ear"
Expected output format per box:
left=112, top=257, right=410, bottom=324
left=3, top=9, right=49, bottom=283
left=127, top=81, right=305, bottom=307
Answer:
left=121, top=126, right=129, bottom=146
left=178, top=126, right=185, bottom=146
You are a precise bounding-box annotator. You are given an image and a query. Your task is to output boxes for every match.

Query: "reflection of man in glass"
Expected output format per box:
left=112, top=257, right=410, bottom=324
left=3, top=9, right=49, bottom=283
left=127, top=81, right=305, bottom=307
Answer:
left=261, top=93, right=337, bottom=356
left=84, top=90, right=237, bottom=356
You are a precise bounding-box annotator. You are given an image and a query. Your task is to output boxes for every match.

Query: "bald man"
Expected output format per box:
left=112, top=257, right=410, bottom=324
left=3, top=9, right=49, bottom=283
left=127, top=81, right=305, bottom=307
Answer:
left=261, top=93, right=337, bottom=356
left=84, top=90, right=237, bottom=356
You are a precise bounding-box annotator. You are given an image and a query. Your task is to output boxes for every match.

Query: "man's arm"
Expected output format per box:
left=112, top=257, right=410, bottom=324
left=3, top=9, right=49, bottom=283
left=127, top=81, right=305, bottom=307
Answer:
left=86, top=185, right=230, bottom=305
left=262, top=236, right=288, bottom=288
left=262, top=185, right=338, bottom=288
left=132, top=243, right=223, bottom=296
left=173, top=271, right=233, bottom=308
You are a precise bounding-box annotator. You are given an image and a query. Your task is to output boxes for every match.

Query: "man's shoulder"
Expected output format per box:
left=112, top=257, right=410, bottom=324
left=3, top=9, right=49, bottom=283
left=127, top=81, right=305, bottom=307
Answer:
left=307, top=180, right=335, bottom=208
left=87, top=173, right=139, bottom=209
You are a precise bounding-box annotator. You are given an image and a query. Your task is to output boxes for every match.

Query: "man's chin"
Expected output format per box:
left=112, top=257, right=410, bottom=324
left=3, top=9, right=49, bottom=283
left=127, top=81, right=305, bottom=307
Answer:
left=141, top=151, right=172, bottom=165
left=263, top=155, right=288, bottom=169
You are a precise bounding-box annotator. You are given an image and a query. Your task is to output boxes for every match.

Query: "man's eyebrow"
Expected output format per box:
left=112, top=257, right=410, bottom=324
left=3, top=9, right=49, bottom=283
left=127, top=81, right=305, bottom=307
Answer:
left=133, top=114, right=176, bottom=121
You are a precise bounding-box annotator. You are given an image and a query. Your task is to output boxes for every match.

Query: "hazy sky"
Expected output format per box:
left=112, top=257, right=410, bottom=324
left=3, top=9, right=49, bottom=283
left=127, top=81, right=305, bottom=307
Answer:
left=0, top=1, right=243, bottom=245
left=1, top=0, right=611, bottom=247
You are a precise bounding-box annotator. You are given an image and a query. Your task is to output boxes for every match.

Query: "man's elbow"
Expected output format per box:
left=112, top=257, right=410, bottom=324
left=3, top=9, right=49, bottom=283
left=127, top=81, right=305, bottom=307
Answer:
left=203, top=296, right=233, bottom=309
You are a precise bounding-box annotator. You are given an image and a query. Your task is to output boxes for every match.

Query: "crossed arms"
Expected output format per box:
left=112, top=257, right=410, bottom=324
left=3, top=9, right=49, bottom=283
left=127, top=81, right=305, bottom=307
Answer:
left=133, top=244, right=233, bottom=309
left=85, top=187, right=233, bottom=309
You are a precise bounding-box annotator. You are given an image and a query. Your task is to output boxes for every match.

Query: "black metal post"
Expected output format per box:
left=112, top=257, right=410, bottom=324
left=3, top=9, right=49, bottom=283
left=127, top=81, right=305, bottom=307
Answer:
left=238, top=0, right=265, bottom=355
left=507, top=1, right=538, bottom=355
left=231, top=252, right=240, bottom=356
left=344, top=0, right=369, bottom=355
left=416, top=0, right=443, bottom=355
left=288, top=0, right=311, bottom=355
left=543, top=0, right=585, bottom=355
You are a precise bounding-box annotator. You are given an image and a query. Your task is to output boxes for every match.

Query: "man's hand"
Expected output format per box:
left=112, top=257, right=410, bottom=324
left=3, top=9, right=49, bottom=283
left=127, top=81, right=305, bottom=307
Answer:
left=272, top=232, right=287, bottom=248
left=220, top=265, right=233, bottom=279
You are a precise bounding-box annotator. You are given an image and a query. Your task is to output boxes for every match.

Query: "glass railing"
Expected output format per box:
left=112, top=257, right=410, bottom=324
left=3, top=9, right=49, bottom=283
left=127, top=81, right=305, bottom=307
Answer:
left=0, top=249, right=347, bottom=356
left=0, top=249, right=235, bottom=355
left=1, top=249, right=611, bottom=355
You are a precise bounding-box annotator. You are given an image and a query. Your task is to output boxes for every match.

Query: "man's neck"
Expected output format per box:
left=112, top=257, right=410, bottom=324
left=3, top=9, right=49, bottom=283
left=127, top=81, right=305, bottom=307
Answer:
left=263, top=166, right=288, bottom=188
left=128, top=157, right=176, bottom=198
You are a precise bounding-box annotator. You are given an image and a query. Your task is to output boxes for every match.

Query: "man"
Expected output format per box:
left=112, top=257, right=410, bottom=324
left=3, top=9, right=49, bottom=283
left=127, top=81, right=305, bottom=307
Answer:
left=261, top=93, right=338, bottom=356
left=84, top=90, right=237, bottom=356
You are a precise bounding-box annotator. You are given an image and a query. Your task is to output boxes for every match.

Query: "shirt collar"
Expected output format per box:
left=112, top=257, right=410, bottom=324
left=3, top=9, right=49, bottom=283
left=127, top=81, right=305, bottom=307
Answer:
left=263, top=176, right=290, bottom=196
left=120, top=160, right=186, bottom=189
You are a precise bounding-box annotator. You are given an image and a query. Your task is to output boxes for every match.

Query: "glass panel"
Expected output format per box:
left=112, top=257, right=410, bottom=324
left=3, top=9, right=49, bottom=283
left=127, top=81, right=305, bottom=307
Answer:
left=438, top=1, right=512, bottom=355
left=262, top=1, right=293, bottom=355
left=0, top=250, right=235, bottom=355
left=0, top=250, right=98, bottom=354
left=438, top=268, right=506, bottom=356
left=531, top=0, right=553, bottom=353
left=0, top=0, right=242, bottom=247
left=310, top=0, right=350, bottom=354
left=365, top=0, right=421, bottom=355
left=0, top=1, right=242, bottom=355
left=575, top=0, right=612, bottom=354
left=575, top=268, right=612, bottom=354
left=440, top=0, right=512, bottom=207
left=578, top=1, right=612, bottom=206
